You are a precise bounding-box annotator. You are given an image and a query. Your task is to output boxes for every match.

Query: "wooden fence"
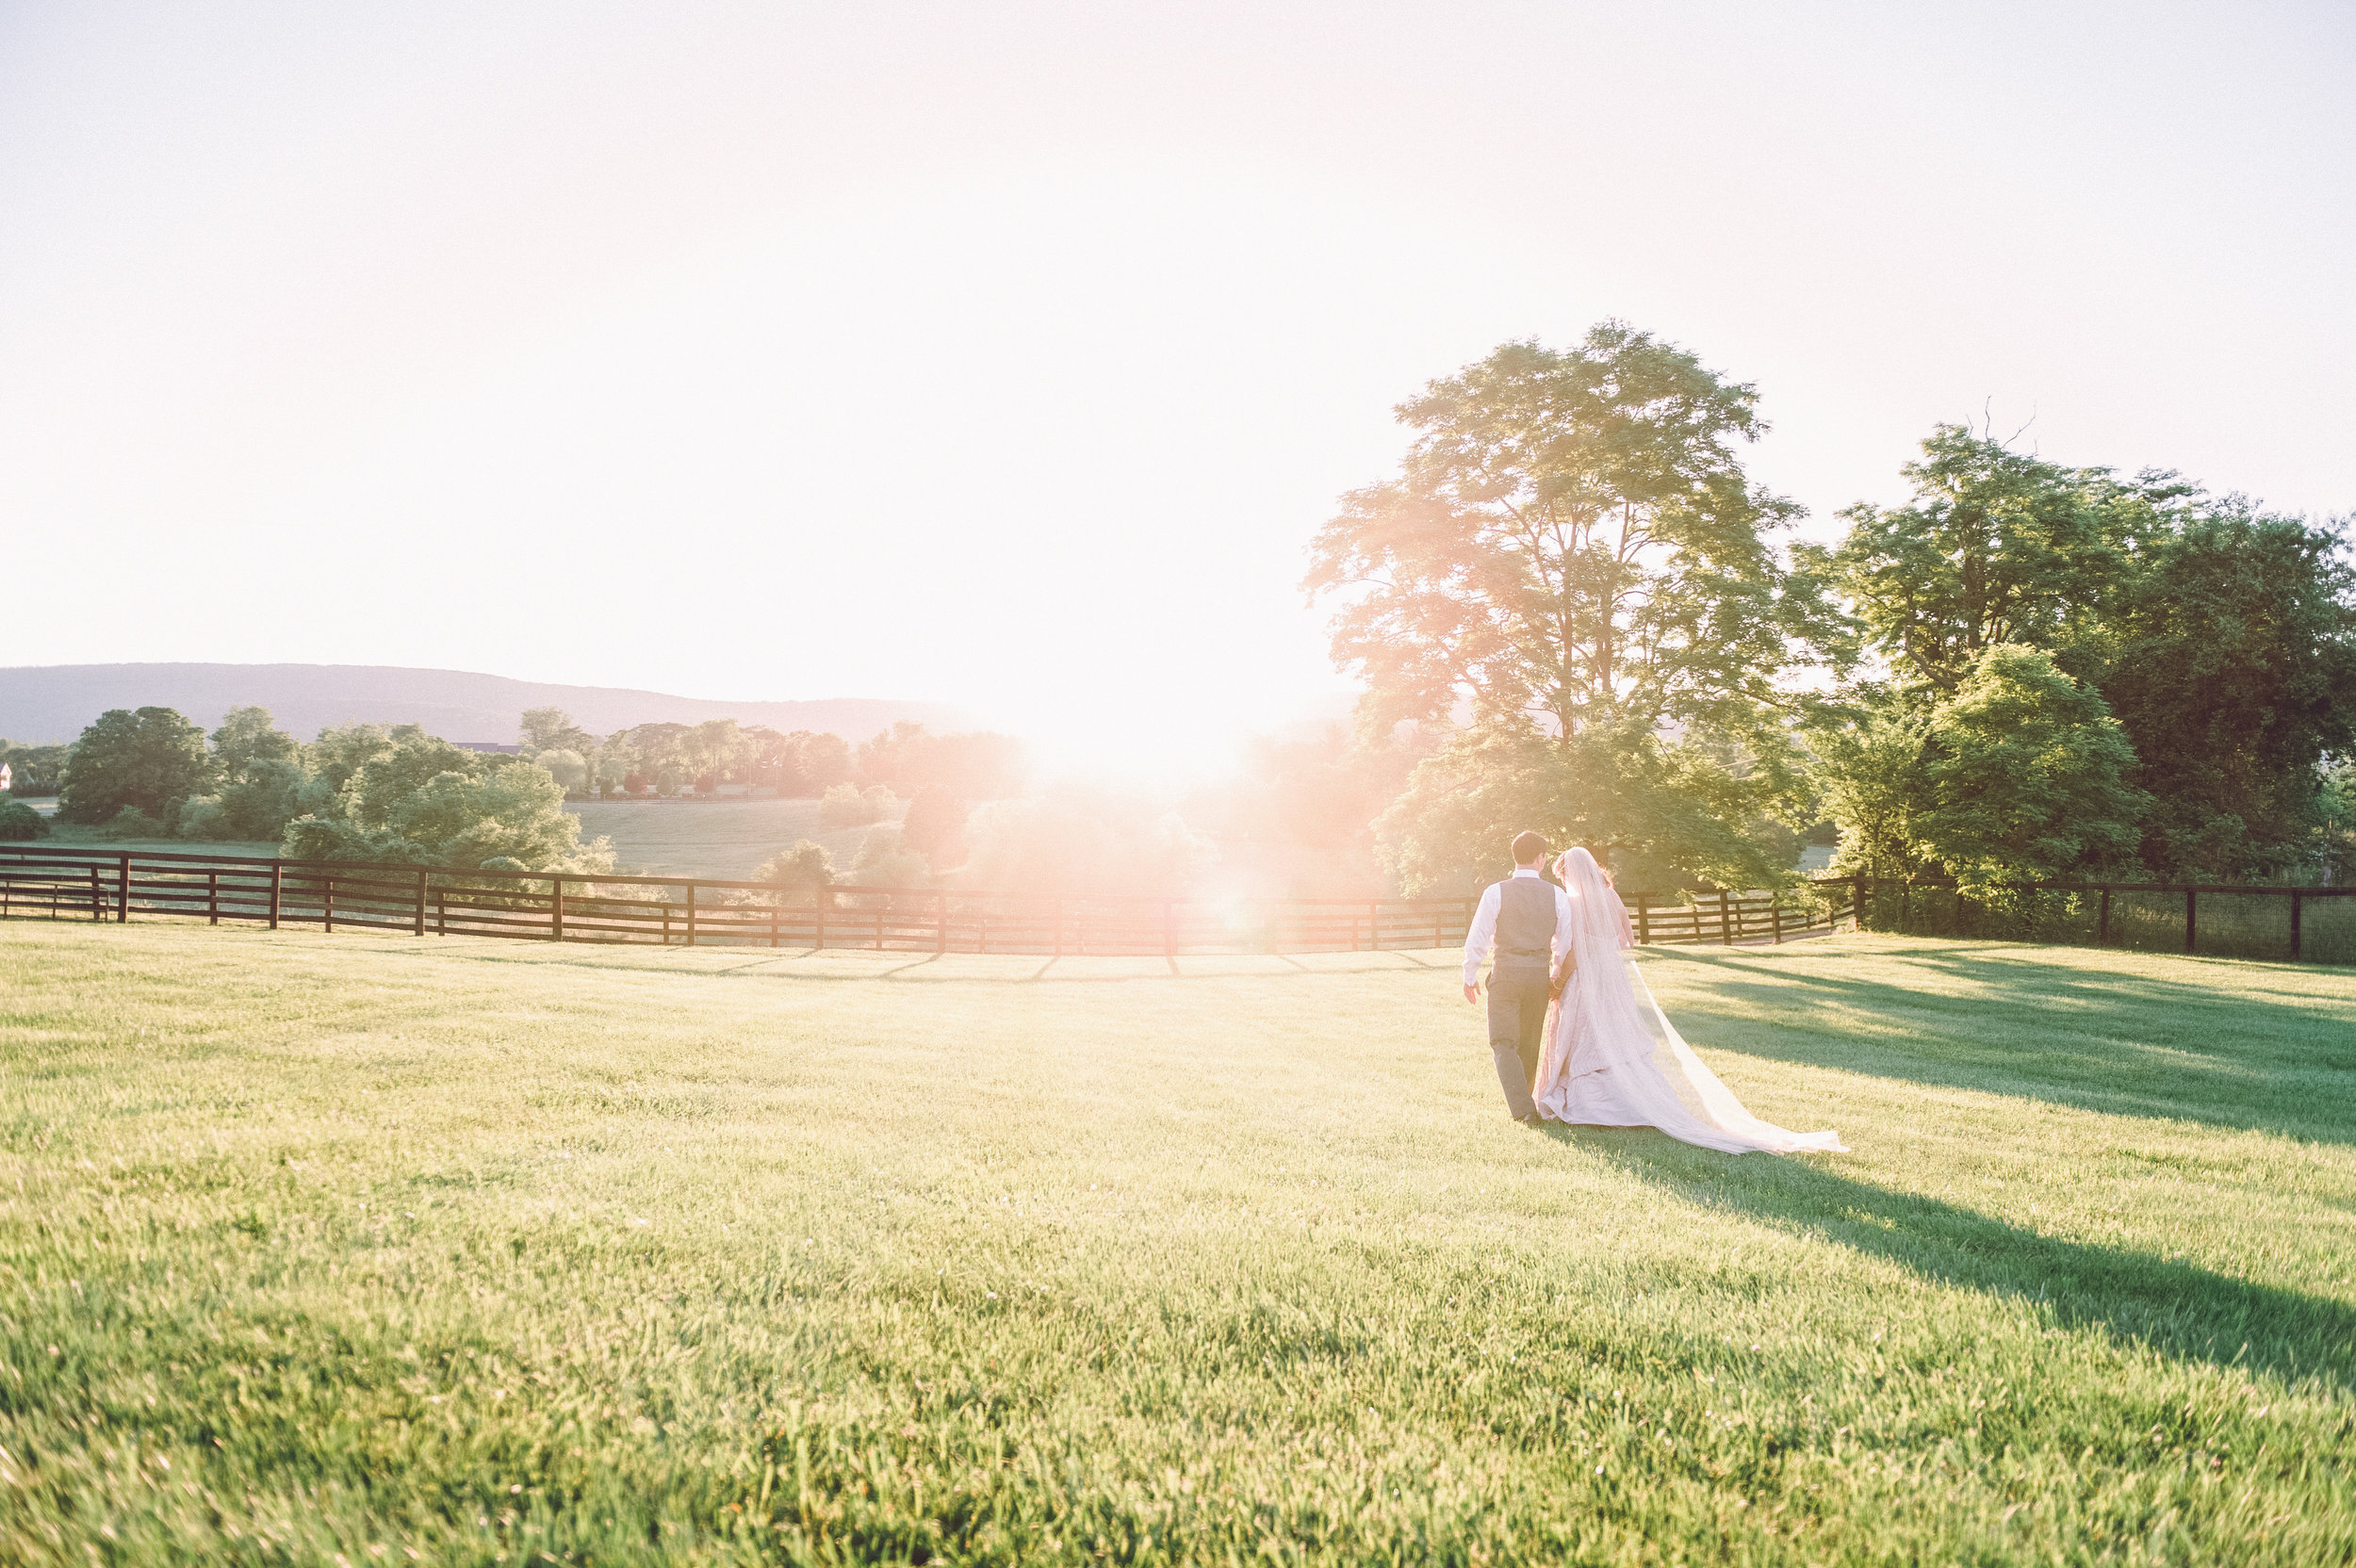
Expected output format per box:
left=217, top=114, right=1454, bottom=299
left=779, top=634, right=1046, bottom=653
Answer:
left=1841, top=874, right=2355, bottom=965
left=0, top=845, right=1853, bottom=956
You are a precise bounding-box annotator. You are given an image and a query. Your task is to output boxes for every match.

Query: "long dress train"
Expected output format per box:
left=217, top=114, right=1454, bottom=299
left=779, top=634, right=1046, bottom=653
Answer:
left=1530, top=850, right=1846, bottom=1155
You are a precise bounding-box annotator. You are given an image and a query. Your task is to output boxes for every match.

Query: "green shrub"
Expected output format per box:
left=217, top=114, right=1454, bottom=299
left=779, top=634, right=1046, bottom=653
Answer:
left=819, top=781, right=895, bottom=828
left=100, top=806, right=172, bottom=841
left=0, top=799, right=46, bottom=841
left=752, top=840, right=835, bottom=899
left=281, top=750, right=613, bottom=874
left=849, top=825, right=930, bottom=890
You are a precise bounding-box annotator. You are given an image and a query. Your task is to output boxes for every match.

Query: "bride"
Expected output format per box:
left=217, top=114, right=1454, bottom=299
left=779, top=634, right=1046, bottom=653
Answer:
left=1531, top=847, right=1846, bottom=1154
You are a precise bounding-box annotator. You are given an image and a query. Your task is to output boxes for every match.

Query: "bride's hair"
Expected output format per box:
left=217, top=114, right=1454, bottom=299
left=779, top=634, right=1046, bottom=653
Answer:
left=1554, top=845, right=1618, bottom=890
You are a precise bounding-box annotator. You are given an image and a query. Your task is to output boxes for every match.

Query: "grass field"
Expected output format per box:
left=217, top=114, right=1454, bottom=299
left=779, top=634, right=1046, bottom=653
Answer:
left=1, top=924, right=2350, bottom=1565
left=9, top=808, right=280, bottom=862
left=564, top=798, right=907, bottom=879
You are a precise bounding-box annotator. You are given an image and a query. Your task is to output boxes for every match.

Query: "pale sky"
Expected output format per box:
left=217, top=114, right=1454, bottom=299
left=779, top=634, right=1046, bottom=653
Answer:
left=3, top=2, right=2350, bottom=776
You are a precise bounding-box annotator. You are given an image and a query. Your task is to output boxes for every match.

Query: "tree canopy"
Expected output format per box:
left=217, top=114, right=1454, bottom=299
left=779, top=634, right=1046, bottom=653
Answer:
left=1308, top=323, right=1827, bottom=739
left=1813, top=426, right=2185, bottom=692
left=57, top=707, right=213, bottom=825
left=210, top=706, right=301, bottom=778
left=2102, top=506, right=2356, bottom=876
left=1810, top=424, right=2356, bottom=884
left=281, top=727, right=611, bottom=873
left=1912, top=645, right=2146, bottom=895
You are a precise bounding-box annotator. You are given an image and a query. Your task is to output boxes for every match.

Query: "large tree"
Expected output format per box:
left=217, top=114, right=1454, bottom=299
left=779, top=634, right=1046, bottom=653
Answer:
left=1305, top=322, right=1834, bottom=890
left=57, top=707, right=213, bottom=825
left=1813, top=426, right=2186, bottom=692
left=2102, top=506, right=2356, bottom=876
left=1816, top=427, right=2356, bottom=879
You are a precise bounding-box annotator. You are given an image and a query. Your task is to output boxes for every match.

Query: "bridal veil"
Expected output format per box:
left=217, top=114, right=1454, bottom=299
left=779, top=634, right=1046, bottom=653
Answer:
left=1531, top=847, right=1846, bottom=1154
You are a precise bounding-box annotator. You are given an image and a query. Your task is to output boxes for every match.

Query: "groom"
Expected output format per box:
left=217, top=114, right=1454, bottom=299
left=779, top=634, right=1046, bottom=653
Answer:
left=1462, top=830, right=1577, bottom=1124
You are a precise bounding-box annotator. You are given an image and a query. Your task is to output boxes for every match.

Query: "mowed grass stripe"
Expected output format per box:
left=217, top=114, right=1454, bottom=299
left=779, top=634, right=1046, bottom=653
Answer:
left=1, top=924, right=2350, bottom=1564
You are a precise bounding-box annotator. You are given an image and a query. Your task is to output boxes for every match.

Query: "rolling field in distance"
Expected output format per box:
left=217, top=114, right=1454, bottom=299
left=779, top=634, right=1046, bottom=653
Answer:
left=1, top=923, right=2351, bottom=1564
left=564, top=797, right=907, bottom=880
left=9, top=793, right=893, bottom=878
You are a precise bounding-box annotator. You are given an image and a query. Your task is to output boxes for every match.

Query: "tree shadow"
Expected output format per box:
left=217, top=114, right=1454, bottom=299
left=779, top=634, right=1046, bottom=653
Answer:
left=1638, top=945, right=2356, bottom=1147
left=1537, top=1122, right=2355, bottom=1391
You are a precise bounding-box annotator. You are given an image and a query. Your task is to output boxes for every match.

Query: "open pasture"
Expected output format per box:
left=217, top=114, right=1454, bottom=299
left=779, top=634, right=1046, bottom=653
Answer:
left=564, top=798, right=905, bottom=880
left=0, top=926, right=2350, bottom=1564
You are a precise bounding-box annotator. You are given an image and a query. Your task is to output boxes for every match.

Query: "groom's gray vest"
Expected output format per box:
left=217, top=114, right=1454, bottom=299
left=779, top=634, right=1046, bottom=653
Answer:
left=1491, top=877, right=1557, bottom=973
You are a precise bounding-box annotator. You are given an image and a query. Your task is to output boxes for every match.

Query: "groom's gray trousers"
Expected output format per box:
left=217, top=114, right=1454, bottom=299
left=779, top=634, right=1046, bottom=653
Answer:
left=1485, top=965, right=1551, bottom=1120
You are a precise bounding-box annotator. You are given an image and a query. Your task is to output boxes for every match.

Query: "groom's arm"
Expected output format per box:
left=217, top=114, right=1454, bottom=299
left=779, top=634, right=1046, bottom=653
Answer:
left=1461, top=884, right=1501, bottom=1002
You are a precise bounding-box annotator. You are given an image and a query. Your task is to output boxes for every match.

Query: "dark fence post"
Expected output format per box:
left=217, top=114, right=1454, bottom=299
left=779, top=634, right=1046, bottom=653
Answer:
left=116, top=854, right=129, bottom=923
left=2184, top=887, right=2197, bottom=955
left=1719, top=889, right=1732, bottom=947
left=551, top=875, right=565, bottom=942
left=89, top=866, right=101, bottom=922
left=1770, top=895, right=1783, bottom=944
left=324, top=876, right=335, bottom=933
left=414, top=869, right=427, bottom=937
left=686, top=882, right=697, bottom=947
left=1636, top=891, right=1651, bottom=945
left=2098, top=886, right=2111, bottom=944
left=269, top=864, right=282, bottom=929
left=2291, top=890, right=2303, bottom=962
left=208, top=871, right=220, bottom=926
left=1853, top=873, right=1866, bottom=933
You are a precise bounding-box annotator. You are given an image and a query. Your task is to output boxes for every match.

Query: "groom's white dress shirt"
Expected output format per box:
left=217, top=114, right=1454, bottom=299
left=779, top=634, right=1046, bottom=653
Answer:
left=1462, top=867, right=1578, bottom=988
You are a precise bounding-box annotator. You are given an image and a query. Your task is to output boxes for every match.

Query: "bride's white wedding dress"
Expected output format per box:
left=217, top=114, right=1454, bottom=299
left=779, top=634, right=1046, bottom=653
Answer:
left=1531, top=849, right=1846, bottom=1155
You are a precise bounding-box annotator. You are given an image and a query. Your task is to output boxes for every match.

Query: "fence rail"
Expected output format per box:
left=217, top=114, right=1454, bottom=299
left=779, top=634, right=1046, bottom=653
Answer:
left=0, top=846, right=1856, bottom=956
left=1839, top=873, right=2355, bottom=965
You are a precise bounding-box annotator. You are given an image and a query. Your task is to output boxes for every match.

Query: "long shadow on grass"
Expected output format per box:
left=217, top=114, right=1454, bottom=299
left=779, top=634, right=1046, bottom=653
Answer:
left=1642, top=945, right=2356, bottom=1147
left=1546, top=1123, right=2355, bottom=1391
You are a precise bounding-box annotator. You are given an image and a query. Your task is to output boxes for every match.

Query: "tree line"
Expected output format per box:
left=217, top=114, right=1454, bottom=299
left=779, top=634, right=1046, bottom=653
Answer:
left=1308, top=322, right=2356, bottom=900
left=0, top=703, right=1099, bottom=890
left=510, top=711, right=1023, bottom=803
left=0, top=706, right=615, bottom=871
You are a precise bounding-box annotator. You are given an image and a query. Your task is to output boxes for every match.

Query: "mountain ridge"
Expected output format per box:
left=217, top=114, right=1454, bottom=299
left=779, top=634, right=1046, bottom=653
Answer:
left=0, top=663, right=960, bottom=746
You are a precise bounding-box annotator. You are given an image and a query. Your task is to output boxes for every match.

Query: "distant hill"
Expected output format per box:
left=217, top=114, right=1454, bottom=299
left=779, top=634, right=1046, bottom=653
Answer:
left=0, top=663, right=960, bottom=746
